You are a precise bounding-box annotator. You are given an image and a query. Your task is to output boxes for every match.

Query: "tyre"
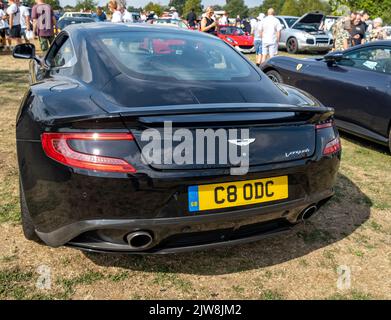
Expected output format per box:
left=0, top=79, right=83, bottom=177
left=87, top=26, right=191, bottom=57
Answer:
left=266, top=70, right=283, bottom=83
left=286, top=37, right=299, bottom=54
left=389, top=128, right=391, bottom=154
left=19, top=180, right=40, bottom=242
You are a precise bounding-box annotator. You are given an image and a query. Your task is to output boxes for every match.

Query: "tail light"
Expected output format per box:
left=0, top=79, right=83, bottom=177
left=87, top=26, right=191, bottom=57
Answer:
left=316, top=120, right=341, bottom=156
left=41, top=133, right=136, bottom=173
left=323, top=137, right=341, bottom=156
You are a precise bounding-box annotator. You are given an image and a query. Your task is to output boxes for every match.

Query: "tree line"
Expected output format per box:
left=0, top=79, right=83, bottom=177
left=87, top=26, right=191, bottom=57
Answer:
left=26, top=0, right=390, bottom=24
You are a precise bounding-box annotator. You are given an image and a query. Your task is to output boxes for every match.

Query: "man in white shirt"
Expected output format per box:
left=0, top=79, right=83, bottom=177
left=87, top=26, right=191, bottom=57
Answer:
left=219, top=11, right=228, bottom=25
left=6, top=0, right=22, bottom=45
left=259, top=8, right=282, bottom=63
left=18, top=0, right=30, bottom=43
left=122, top=8, right=133, bottom=23
left=170, top=7, right=179, bottom=20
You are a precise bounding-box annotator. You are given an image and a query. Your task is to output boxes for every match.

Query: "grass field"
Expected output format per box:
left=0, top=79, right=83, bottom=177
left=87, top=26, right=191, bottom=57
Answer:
left=0, top=51, right=390, bottom=300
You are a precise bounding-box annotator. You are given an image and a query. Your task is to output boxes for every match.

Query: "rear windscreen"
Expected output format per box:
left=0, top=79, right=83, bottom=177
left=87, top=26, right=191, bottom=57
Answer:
left=96, top=31, right=260, bottom=82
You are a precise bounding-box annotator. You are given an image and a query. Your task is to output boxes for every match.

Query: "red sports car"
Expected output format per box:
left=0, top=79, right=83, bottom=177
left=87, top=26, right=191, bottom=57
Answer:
left=217, top=25, right=255, bottom=53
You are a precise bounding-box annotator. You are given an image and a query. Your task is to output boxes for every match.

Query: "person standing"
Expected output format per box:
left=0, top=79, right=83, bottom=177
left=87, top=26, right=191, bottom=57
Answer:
left=122, top=7, right=133, bottom=23
left=350, top=13, right=366, bottom=46
left=259, top=8, right=282, bottom=63
left=0, top=2, right=11, bottom=50
left=170, top=7, right=179, bottom=20
left=252, top=13, right=264, bottom=67
left=369, top=18, right=385, bottom=41
left=32, top=0, right=56, bottom=52
left=219, top=11, right=228, bottom=25
left=186, top=8, right=196, bottom=28
left=18, top=0, right=31, bottom=43
left=109, top=1, right=122, bottom=23
left=333, top=15, right=351, bottom=51
left=93, top=6, right=106, bottom=22
left=6, top=0, right=22, bottom=46
left=200, top=7, right=217, bottom=35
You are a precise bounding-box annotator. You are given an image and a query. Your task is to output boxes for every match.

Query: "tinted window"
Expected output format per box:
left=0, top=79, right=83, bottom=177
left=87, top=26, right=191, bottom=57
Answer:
left=49, top=38, right=75, bottom=68
left=339, top=47, right=391, bottom=74
left=97, top=31, right=259, bottom=81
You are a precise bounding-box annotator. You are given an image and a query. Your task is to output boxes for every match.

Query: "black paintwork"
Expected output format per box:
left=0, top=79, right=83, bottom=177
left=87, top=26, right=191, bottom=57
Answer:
left=262, top=41, right=391, bottom=148
left=15, top=23, right=341, bottom=253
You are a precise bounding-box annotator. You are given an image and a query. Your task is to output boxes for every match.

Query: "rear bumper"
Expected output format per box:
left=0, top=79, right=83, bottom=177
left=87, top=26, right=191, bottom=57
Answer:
left=36, top=189, right=333, bottom=253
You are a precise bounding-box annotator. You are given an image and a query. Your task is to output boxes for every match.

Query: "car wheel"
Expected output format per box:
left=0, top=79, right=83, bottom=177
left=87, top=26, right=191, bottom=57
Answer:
left=266, top=70, right=283, bottom=83
left=389, top=128, right=391, bottom=154
left=19, top=180, right=40, bottom=242
left=287, top=38, right=299, bottom=54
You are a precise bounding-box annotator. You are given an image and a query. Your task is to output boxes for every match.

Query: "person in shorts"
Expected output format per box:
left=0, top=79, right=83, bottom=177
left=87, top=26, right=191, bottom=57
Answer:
left=0, top=3, right=11, bottom=50
left=18, top=0, right=30, bottom=43
left=32, top=0, right=56, bottom=52
left=252, top=13, right=264, bottom=67
left=6, top=0, right=22, bottom=46
left=259, top=8, right=282, bottom=63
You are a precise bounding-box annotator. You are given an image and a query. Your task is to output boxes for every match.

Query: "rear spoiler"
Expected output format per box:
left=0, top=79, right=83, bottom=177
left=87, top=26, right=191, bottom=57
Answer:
left=49, top=103, right=334, bottom=126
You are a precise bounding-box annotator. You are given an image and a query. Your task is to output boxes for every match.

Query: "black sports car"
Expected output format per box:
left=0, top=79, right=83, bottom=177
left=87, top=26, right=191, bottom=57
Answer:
left=13, top=23, right=340, bottom=253
left=262, top=41, right=391, bottom=152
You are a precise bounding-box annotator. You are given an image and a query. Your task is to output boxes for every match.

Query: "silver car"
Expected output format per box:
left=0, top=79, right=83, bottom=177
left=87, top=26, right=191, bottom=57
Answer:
left=277, top=12, right=333, bottom=54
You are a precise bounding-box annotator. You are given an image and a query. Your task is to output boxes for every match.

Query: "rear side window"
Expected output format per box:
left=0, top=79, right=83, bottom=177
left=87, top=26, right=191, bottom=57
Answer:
left=97, top=31, right=260, bottom=81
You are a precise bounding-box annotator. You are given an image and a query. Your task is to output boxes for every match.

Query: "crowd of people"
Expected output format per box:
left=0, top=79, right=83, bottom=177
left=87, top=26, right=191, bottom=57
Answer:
left=0, top=0, right=389, bottom=58
left=333, top=10, right=387, bottom=51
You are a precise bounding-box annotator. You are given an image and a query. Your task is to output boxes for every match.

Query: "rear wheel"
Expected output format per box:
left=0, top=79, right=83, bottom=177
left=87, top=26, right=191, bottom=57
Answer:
left=19, top=180, right=40, bottom=242
left=266, top=70, right=283, bottom=83
left=389, top=128, right=391, bottom=154
left=287, top=37, right=299, bottom=54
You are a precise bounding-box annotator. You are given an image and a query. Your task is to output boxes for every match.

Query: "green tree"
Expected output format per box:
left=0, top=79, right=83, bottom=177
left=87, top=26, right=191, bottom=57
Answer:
left=75, top=0, right=97, bottom=11
left=261, top=0, right=285, bottom=14
left=280, top=0, right=301, bottom=16
left=144, top=2, right=164, bottom=16
left=224, top=0, right=249, bottom=18
left=127, top=6, right=143, bottom=13
left=168, top=0, right=186, bottom=15
left=298, top=0, right=331, bottom=15
left=330, top=0, right=391, bottom=24
left=183, top=0, right=202, bottom=18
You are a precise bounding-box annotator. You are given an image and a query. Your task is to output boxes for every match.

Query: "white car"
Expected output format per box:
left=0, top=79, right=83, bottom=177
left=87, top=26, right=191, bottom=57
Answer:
left=277, top=12, right=334, bottom=54
left=153, top=18, right=189, bottom=29
left=59, top=12, right=93, bottom=21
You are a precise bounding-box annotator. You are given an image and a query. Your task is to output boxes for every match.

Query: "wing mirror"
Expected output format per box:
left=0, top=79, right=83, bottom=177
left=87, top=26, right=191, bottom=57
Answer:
left=324, top=51, right=344, bottom=65
left=13, top=43, right=41, bottom=63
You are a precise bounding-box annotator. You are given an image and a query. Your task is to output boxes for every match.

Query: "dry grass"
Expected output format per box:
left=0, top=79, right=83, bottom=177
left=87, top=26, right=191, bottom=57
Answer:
left=0, top=52, right=390, bottom=300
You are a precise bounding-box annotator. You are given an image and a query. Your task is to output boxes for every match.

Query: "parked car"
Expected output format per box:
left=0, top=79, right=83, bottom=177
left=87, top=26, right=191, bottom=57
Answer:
left=12, top=23, right=340, bottom=253
left=277, top=12, right=334, bottom=54
left=59, top=12, right=93, bottom=21
left=56, top=17, right=95, bottom=32
left=217, top=25, right=255, bottom=53
left=262, top=41, right=391, bottom=152
left=153, top=18, right=190, bottom=29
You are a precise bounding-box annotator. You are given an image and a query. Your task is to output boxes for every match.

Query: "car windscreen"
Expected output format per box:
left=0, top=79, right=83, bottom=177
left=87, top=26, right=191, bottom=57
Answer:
left=285, top=18, right=298, bottom=27
left=97, top=31, right=259, bottom=81
left=294, top=23, right=319, bottom=32
left=219, top=27, right=245, bottom=36
left=58, top=18, right=94, bottom=29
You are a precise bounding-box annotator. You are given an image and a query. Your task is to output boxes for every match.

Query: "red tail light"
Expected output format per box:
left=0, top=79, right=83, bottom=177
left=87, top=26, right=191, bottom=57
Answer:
left=41, top=133, right=136, bottom=173
left=323, top=137, right=341, bottom=156
left=316, top=122, right=333, bottom=130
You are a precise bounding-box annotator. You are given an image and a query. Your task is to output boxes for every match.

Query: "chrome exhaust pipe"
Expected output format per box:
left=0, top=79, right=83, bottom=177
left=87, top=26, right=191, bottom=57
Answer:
left=300, top=205, right=318, bottom=221
left=126, top=231, right=153, bottom=250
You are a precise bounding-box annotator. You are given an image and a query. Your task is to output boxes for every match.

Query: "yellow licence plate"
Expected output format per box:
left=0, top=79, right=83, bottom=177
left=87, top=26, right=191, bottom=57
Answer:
left=188, top=176, right=288, bottom=212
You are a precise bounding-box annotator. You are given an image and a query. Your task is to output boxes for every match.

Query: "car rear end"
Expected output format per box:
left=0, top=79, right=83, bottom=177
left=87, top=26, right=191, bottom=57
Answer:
left=17, top=103, right=341, bottom=254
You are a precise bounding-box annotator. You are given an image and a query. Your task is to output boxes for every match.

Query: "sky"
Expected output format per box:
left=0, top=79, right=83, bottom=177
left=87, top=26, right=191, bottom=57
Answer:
left=60, top=0, right=264, bottom=9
